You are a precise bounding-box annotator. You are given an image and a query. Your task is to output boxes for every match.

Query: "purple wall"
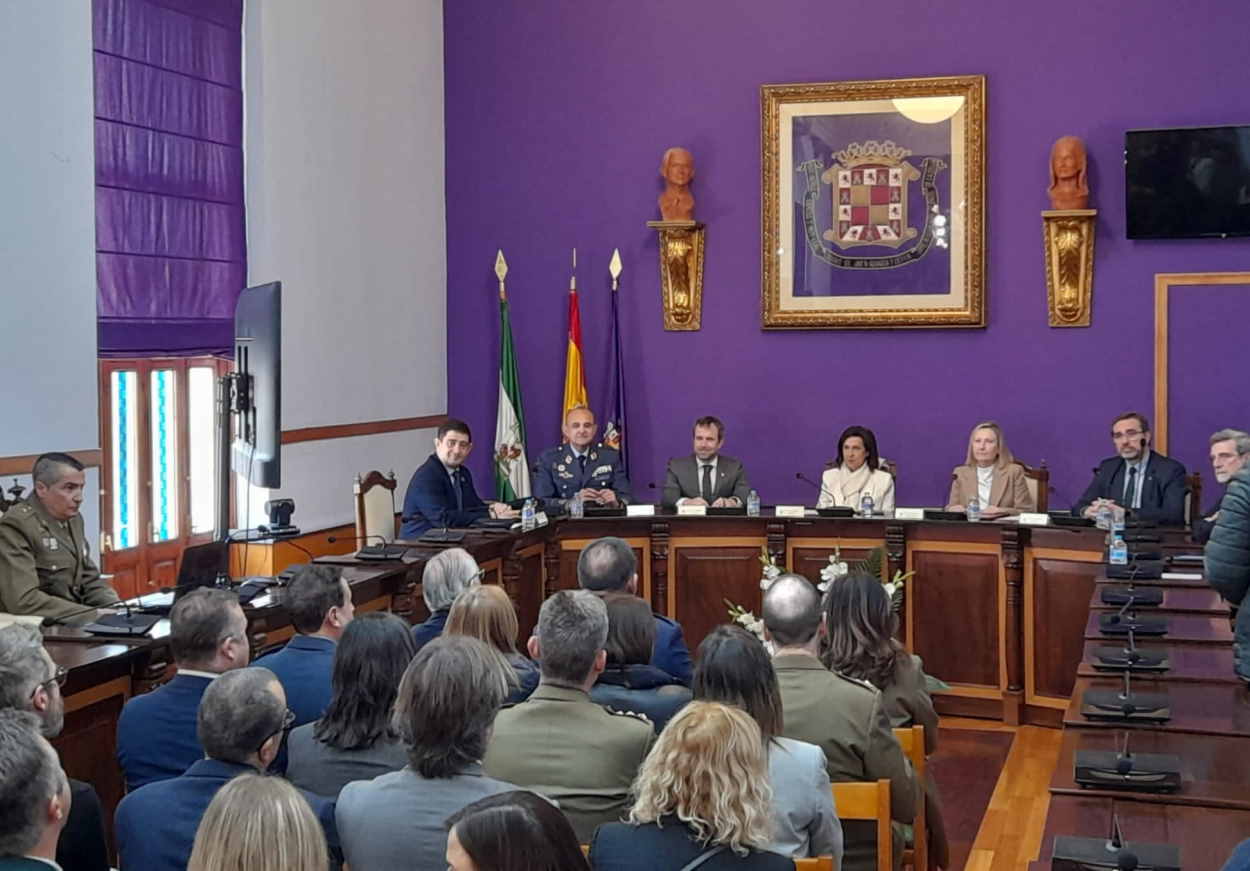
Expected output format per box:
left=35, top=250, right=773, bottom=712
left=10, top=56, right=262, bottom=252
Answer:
left=443, top=0, right=1250, bottom=509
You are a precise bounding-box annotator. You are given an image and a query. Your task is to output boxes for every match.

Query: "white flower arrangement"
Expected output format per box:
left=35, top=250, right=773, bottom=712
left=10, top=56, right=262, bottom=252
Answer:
left=817, top=546, right=849, bottom=593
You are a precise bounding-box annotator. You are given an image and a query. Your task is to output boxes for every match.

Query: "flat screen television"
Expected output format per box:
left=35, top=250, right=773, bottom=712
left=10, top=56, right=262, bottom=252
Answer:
left=1125, top=124, right=1250, bottom=239
left=231, top=281, right=281, bottom=488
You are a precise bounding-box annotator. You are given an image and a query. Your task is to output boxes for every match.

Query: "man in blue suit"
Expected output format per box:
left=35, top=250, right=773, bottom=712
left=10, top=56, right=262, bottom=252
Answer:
left=400, top=418, right=517, bottom=538
left=577, top=536, right=692, bottom=685
left=116, top=587, right=250, bottom=790
left=1073, top=411, right=1188, bottom=526
left=115, top=668, right=336, bottom=871
left=0, top=710, right=72, bottom=871
left=534, top=406, right=631, bottom=510
left=256, top=564, right=354, bottom=770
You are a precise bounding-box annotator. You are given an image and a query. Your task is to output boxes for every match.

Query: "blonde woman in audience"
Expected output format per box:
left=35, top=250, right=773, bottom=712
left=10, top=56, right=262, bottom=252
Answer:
left=445, top=584, right=539, bottom=704
left=945, top=421, right=1034, bottom=518
left=590, top=701, right=793, bottom=871
left=186, top=773, right=327, bottom=871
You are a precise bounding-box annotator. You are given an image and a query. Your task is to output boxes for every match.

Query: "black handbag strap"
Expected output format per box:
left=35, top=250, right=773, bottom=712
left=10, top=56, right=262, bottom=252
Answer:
left=677, top=844, right=727, bottom=871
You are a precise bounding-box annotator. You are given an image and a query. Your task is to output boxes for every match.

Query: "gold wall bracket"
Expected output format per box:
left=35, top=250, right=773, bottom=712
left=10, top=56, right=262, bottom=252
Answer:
left=646, top=220, right=705, bottom=331
left=1042, top=209, right=1096, bottom=327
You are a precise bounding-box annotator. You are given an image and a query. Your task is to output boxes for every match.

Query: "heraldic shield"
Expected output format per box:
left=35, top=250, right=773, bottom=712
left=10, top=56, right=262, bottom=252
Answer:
left=821, top=140, right=921, bottom=250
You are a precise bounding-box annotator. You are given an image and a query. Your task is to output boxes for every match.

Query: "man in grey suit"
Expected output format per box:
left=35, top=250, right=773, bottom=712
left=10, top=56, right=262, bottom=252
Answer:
left=662, top=416, right=753, bottom=508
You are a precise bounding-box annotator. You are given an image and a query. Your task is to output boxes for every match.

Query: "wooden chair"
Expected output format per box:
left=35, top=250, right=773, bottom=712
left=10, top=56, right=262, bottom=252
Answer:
left=354, top=470, right=398, bottom=543
left=832, top=779, right=892, bottom=871
left=1020, top=461, right=1050, bottom=513
left=1185, top=471, right=1203, bottom=528
left=794, top=857, right=834, bottom=871
left=893, top=724, right=927, bottom=870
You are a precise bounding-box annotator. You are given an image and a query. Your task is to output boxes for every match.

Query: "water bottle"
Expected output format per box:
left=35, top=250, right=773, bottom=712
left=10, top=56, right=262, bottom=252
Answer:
left=746, top=489, right=760, bottom=517
left=568, top=494, right=584, bottom=519
left=860, top=493, right=875, bottom=517
left=522, top=498, right=536, bottom=531
left=966, top=497, right=981, bottom=522
left=1109, top=531, right=1128, bottom=565
left=1096, top=503, right=1112, bottom=530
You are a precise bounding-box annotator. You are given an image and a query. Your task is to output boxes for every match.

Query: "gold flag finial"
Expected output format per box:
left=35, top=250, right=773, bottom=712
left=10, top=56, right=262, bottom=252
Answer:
left=495, top=250, right=508, bottom=300
left=609, top=248, right=622, bottom=291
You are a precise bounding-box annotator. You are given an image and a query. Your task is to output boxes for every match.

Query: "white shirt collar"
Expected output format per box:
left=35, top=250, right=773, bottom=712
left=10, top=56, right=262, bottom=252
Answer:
left=176, top=668, right=222, bottom=681
left=24, top=858, right=62, bottom=871
left=697, top=455, right=719, bottom=470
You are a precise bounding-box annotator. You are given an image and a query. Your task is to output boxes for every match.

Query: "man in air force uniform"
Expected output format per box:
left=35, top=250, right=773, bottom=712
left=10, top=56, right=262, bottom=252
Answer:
left=534, top=407, right=631, bottom=509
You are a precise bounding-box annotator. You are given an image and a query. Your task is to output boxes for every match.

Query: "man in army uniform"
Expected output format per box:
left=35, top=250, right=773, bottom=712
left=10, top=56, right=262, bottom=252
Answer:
left=483, top=589, right=653, bottom=842
left=0, top=453, right=119, bottom=623
left=763, top=573, right=915, bottom=871
left=534, top=406, right=631, bottom=509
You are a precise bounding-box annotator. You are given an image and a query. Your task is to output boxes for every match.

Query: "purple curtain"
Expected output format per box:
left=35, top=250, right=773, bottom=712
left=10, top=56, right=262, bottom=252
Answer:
left=94, top=0, right=245, bottom=357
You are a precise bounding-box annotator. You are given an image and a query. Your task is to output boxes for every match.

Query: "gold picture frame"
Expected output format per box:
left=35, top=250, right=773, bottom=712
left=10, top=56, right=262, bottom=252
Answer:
left=761, top=75, right=986, bottom=329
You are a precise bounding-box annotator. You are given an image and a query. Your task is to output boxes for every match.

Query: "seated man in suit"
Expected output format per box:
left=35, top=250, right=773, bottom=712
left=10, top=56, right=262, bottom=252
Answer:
left=483, top=590, right=653, bottom=843
left=764, top=574, right=915, bottom=871
left=116, top=587, right=250, bottom=790
left=411, top=546, right=481, bottom=650
left=400, top=418, right=516, bottom=539
left=115, top=667, right=336, bottom=871
left=662, top=415, right=753, bottom=508
left=0, top=710, right=72, bottom=871
left=1074, top=411, right=1188, bottom=525
left=534, top=406, right=631, bottom=510
left=0, top=625, right=108, bottom=871
left=578, top=536, right=692, bottom=684
left=1194, top=428, right=1250, bottom=544
left=0, top=452, right=120, bottom=624
left=256, top=564, right=354, bottom=771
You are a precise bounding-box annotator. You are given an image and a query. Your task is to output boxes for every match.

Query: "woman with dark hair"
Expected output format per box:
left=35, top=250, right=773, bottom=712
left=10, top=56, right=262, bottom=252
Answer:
left=446, top=584, right=539, bottom=704
left=590, top=592, right=691, bottom=732
left=286, top=611, right=416, bottom=796
left=817, top=425, right=895, bottom=513
left=693, top=625, right=841, bottom=861
left=445, top=789, right=588, bottom=871
left=822, top=574, right=949, bottom=869
left=336, top=635, right=517, bottom=871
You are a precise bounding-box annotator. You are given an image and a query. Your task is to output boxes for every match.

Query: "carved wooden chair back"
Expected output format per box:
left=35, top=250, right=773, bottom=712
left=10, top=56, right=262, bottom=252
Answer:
left=354, top=470, right=398, bottom=543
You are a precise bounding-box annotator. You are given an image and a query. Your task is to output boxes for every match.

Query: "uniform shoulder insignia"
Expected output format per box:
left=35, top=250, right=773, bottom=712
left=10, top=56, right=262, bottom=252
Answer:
left=12, top=504, right=33, bottom=517
left=605, top=706, right=652, bottom=725
left=831, top=669, right=878, bottom=692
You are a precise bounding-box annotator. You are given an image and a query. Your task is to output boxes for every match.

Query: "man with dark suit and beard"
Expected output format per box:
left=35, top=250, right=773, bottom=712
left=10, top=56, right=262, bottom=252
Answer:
left=1074, top=411, right=1187, bottom=525
left=662, top=416, right=753, bottom=508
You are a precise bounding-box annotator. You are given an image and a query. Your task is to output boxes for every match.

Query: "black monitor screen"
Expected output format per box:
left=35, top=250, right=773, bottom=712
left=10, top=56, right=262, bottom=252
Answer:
left=1125, top=125, right=1250, bottom=239
left=232, top=281, right=281, bottom=488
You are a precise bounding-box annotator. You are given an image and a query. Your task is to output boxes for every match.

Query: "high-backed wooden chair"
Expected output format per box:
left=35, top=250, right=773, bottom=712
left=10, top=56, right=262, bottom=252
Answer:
left=794, top=857, right=835, bottom=871
left=832, top=779, right=892, bottom=871
left=1020, top=461, right=1049, bottom=513
left=893, top=724, right=927, bottom=870
left=354, top=471, right=398, bottom=543
left=1185, top=471, right=1203, bottom=528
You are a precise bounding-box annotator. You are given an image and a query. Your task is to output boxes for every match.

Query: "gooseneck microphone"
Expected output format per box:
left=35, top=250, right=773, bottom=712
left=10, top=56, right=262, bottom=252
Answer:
left=795, top=472, right=839, bottom=505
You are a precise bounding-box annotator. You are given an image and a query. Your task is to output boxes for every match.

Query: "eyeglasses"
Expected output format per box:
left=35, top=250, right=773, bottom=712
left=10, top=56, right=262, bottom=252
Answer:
left=31, top=665, right=68, bottom=700
left=258, top=707, right=297, bottom=755
left=1112, top=429, right=1144, bottom=441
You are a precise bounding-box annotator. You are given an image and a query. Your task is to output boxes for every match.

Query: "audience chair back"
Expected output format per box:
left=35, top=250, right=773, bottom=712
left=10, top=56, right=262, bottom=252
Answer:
left=1020, top=461, right=1049, bottom=513
left=892, top=725, right=927, bottom=870
left=794, top=858, right=834, bottom=871
left=354, top=471, right=398, bottom=543
left=832, top=779, right=892, bottom=871
left=1184, top=471, right=1202, bottom=529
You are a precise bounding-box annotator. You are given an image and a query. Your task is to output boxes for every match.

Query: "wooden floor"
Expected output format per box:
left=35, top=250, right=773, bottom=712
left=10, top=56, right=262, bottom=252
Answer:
left=941, top=717, right=1063, bottom=871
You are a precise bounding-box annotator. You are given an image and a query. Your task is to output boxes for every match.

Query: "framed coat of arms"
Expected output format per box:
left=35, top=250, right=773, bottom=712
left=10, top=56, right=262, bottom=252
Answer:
left=761, top=75, right=986, bottom=329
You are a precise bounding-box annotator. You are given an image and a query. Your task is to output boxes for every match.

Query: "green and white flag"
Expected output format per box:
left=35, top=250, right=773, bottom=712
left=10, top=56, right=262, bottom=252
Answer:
left=494, top=294, right=530, bottom=501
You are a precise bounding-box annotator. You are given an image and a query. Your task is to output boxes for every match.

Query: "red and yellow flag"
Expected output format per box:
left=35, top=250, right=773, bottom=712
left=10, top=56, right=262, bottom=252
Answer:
left=562, top=286, right=588, bottom=425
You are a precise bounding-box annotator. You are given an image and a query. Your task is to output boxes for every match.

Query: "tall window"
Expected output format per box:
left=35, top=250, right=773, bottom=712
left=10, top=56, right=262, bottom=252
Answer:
left=99, top=357, right=231, bottom=599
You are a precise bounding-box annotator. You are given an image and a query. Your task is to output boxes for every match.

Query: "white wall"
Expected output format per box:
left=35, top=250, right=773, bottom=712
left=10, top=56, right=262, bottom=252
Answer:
left=0, top=0, right=101, bottom=541
left=244, top=0, right=447, bottom=531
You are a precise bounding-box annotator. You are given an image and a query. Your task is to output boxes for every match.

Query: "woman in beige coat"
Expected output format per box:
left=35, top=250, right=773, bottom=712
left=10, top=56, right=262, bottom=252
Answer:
left=945, top=421, right=1034, bottom=518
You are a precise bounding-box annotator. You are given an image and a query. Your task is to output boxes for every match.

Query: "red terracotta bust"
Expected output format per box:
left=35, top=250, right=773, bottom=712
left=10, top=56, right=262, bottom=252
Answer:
left=1048, top=136, right=1090, bottom=210
left=658, top=147, right=695, bottom=221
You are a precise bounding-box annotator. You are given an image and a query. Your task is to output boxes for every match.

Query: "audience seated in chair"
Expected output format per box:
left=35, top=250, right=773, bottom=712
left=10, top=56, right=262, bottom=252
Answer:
left=446, top=583, right=539, bottom=705
left=763, top=573, right=915, bottom=871
left=693, top=624, right=842, bottom=862
left=257, top=563, right=355, bottom=771
left=823, top=575, right=948, bottom=869
left=577, top=536, right=693, bottom=685
left=286, top=611, right=415, bottom=796
left=0, top=710, right=72, bottom=871
left=1194, top=429, right=1250, bottom=544
left=446, top=789, right=590, bottom=871
left=590, top=701, right=795, bottom=871
left=590, top=592, right=691, bottom=732
left=0, top=625, right=108, bottom=871
left=483, top=589, right=654, bottom=842
left=412, top=547, right=482, bottom=651
left=115, top=667, right=336, bottom=871
left=187, top=773, right=328, bottom=871
left=335, top=635, right=517, bottom=870
left=116, top=587, right=250, bottom=790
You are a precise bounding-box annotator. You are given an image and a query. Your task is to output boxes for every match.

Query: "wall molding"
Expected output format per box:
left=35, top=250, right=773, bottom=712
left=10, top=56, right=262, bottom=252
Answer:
left=0, top=450, right=102, bottom=477
left=281, top=414, right=448, bottom=446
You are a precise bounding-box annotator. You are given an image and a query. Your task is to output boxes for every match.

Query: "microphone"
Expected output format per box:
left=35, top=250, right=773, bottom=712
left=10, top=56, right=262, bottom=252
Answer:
left=327, top=534, right=388, bottom=547
left=795, top=472, right=839, bottom=506
left=1106, top=595, right=1136, bottom=626
left=327, top=534, right=410, bottom=561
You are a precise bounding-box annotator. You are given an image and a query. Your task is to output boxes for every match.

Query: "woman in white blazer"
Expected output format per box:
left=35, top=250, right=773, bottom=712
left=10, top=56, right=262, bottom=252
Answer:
left=817, top=425, right=895, bottom=513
